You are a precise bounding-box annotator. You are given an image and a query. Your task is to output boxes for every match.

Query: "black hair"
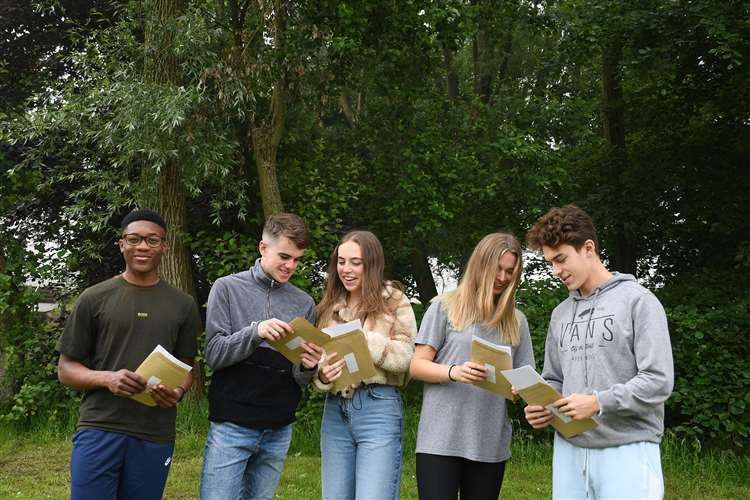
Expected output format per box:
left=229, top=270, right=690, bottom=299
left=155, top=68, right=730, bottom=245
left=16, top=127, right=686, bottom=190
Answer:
left=120, top=209, right=167, bottom=232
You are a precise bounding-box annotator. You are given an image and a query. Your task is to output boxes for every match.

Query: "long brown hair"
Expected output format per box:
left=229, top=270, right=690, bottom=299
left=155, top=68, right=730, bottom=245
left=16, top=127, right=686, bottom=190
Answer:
left=317, top=230, right=400, bottom=327
left=441, top=232, right=523, bottom=345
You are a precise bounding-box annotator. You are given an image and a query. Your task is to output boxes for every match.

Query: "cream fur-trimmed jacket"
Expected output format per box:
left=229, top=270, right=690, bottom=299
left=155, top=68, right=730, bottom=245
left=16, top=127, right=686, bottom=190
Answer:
left=313, top=285, right=417, bottom=398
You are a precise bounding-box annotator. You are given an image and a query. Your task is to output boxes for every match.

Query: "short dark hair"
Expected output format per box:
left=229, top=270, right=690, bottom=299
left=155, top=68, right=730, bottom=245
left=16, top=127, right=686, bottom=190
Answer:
left=527, top=205, right=599, bottom=253
left=262, top=213, right=309, bottom=249
left=121, top=209, right=167, bottom=233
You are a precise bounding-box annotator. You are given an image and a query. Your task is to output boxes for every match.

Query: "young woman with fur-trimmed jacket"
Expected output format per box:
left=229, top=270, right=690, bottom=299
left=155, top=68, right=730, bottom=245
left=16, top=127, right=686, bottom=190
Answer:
left=314, top=230, right=417, bottom=500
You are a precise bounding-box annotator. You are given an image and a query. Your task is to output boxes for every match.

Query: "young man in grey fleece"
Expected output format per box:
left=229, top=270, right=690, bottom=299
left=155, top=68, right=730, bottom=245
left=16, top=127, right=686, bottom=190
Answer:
left=199, top=213, right=324, bottom=500
left=525, top=205, right=674, bottom=500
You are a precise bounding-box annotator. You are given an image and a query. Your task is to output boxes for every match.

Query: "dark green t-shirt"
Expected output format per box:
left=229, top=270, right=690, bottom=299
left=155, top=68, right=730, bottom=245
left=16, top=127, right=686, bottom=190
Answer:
left=56, top=276, right=200, bottom=443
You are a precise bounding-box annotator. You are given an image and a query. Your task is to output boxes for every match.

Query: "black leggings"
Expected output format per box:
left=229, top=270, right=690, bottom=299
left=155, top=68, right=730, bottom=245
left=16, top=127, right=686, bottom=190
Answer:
left=416, top=453, right=506, bottom=500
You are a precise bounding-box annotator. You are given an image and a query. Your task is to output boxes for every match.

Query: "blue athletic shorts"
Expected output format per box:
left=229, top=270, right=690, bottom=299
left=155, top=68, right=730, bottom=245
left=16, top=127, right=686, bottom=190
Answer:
left=70, top=428, right=174, bottom=500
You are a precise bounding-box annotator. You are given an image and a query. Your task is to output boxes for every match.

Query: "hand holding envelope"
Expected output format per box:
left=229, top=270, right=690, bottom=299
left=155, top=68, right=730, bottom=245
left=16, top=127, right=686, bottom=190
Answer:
left=256, top=318, right=295, bottom=342
left=265, top=318, right=329, bottom=364
left=469, top=336, right=515, bottom=400
left=318, top=350, right=346, bottom=383
left=298, top=341, right=325, bottom=370
left=319, top=322, right=377, bottom=390
left=502, top=365, right=597, bottom=438
left=131, top=345, right=192, bottom=407
left=267, top=318, right=376, bottom=389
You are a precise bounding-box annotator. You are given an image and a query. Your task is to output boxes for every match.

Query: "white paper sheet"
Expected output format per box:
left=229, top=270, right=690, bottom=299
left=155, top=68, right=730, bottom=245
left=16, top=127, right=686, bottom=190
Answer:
left=472, top=335, right=512, bottom=355
left=154, top=344, right=193, bottom=371
left=323, top=319, right=363, bottom=337
left=500, top=364, right=545, bottom=389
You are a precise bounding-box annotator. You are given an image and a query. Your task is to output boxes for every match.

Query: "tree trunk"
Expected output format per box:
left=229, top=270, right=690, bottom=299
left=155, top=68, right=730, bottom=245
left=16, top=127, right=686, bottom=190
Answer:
left=443, top=47, right=459, bottom=100
left=339, top=93, right=357, bottom=128
left=497, top=31, right=513, bottom=82
left=473, top=26, right=493, bottom=104
left=602, top=38, right=637, bottom=276
left=411, top=248, right=438, bottom=304
left=143, top=0, right=184, bottom=84
left=251, top=123, right=285, bottom=217
left=0, top=247, right=6, bottom=336
left=142, top=0, right=204, bottom=397
left=142, top=0, right=197, bottom=294
left=0, top=248, right=9, bottom=396
left=472, top=0, right=513, bottom=107
left=250, top=2, right=287, bottom=219
left=158, top=161, right=196, bottom=297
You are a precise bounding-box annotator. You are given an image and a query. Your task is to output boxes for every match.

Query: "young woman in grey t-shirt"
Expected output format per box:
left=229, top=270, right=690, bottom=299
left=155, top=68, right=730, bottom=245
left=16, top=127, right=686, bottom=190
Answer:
left=409, top=233, right=535, bottom=500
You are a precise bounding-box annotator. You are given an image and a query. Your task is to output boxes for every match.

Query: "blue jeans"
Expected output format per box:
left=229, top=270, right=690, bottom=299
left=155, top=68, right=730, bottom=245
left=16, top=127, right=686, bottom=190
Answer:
left=70, top=428, right=174, bottom=500
left=321, top=384, right=404, bottom=500
left=553, top=433, right=664, bottom=499
left=200, top=421, right=293, bottom=500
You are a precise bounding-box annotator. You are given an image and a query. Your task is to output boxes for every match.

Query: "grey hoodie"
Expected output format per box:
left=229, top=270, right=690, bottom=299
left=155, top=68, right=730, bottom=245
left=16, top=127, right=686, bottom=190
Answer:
left=542, top=272, right=674, bottom=448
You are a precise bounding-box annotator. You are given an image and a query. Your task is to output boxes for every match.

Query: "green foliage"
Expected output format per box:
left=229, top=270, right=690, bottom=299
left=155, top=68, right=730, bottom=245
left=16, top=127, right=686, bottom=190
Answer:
left=1, top=0, right=748, bottom=451
left=514, top=271, right=750, bottom=450
left=0, top=240, right=78, bottom=426
left=190, top=230, right=260, bottom=283
left=517, top=278, right=570, bottom=367
left=291, top=390, right=326, bottom=455
left=660, top=271, right=750, bottom=450
left=511, top=278, right=568, bottom=434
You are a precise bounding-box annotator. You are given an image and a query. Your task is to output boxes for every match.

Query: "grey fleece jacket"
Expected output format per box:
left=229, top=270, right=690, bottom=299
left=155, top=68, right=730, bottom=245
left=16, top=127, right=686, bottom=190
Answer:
left=542, top=272, right=673, bottom=448
left=204, top=259, right=317, bottom=387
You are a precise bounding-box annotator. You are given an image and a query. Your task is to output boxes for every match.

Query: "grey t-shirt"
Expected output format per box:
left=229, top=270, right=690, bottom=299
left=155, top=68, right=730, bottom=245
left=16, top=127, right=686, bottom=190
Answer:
left=415, top=300, right=535, bottom=462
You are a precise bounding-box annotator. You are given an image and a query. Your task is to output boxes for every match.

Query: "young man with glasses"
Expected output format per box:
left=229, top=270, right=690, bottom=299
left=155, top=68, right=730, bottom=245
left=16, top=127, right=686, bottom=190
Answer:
left=199, top=213, right=325, bottom=500
left=524, top=205, right=673, bottom=499
left=56, top=209, right=200, bottom=499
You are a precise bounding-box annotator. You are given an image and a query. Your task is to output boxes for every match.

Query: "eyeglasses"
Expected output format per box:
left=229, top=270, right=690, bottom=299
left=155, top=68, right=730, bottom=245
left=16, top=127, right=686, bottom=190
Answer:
left=121, top=233, right=166, bottom=248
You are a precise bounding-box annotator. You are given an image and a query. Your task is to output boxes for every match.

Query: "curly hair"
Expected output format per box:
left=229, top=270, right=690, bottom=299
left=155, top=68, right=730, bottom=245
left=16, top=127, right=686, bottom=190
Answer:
left=527, top=205, right=599, bottom=254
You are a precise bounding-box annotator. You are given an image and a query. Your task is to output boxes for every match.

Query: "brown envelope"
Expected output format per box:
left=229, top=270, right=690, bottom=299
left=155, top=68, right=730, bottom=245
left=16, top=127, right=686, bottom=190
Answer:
left=518, top=383, right=598, bottom=438
left=323, top=329, right=377, bottom=390
left=131, top=346, right=192, bottom=407
left=267, top=317, right=331, bottom=363
left=470, top=338, right=515, bottom=400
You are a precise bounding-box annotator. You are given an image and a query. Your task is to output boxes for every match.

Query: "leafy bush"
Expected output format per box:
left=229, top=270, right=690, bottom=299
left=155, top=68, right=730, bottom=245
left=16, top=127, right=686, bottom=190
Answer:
left=190, top=230, right=261, bottom=284
left=517, top=278, right=570, bottom=368
left=0, top=241, right=79, bottom=427
left=515, top=272, right=750, bottom=450
left=660, top=270, right=750, bottom=450
left=512, top=279, right=568, bottom=436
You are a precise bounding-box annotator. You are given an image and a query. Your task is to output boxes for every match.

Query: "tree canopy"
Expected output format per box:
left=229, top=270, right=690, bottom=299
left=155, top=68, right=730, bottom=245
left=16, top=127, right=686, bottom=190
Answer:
left=1, top=0, right=748, bottom=447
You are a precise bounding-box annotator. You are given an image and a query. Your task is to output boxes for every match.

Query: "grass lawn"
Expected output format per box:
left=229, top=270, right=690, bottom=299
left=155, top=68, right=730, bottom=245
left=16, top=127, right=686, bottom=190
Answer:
left=0, top=429, right=547, bottom=499
left=1, top=400, right=748, bottom=499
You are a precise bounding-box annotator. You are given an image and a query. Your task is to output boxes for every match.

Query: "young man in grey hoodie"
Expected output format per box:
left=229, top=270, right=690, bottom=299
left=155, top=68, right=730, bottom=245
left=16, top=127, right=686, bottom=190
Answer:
left=524, top=205, right=674, bottom=499
left=199, top=213, right=324, bottom=500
